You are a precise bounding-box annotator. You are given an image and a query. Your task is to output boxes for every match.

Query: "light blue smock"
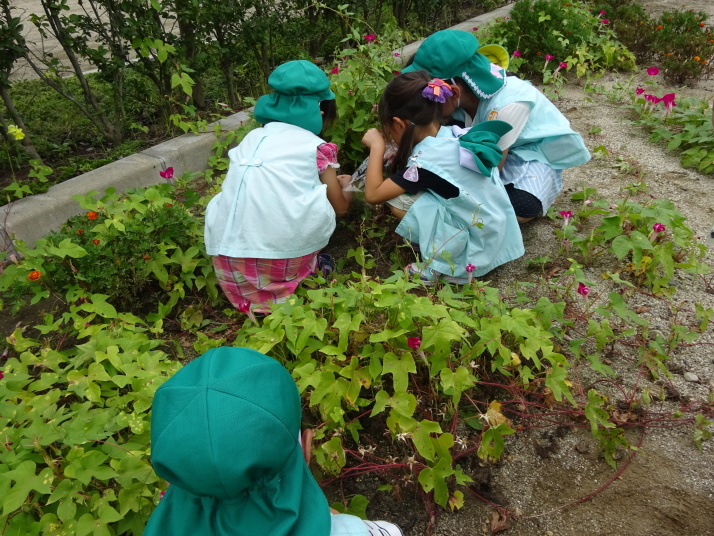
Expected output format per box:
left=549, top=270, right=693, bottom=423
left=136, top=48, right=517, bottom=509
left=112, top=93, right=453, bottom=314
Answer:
left=204, top=122, right=336, bottom=259
left=395, top=126, right=524, bottom=281
left=474, top=76, right=591, bottom=170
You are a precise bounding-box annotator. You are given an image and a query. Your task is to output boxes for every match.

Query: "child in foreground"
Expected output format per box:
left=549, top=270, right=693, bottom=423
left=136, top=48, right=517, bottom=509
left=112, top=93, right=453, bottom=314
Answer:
left=204, top=60, right=352, bottom=312
left=144, top=346, right=403, bottom=536
left=361, top=70, right=524, bottom=284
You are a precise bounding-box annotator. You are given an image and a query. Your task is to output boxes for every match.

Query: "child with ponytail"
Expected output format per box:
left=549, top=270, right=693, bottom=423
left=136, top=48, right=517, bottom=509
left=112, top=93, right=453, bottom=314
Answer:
left=361, top=70, right=524, bottom=283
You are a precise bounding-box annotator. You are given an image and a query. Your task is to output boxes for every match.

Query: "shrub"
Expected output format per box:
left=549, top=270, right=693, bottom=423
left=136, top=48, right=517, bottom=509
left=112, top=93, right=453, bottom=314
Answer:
left=483, top=0, right=636, bottom=78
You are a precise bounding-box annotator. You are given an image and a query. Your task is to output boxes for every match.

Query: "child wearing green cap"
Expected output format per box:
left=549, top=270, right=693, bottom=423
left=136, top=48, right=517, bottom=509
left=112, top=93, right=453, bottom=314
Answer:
left=361, top=70, right=524, bottom=284
left=403, top=30, right=591, bottom=223
left=144, top=346, right=403, bottom=536
left=204, top=60, right=353, bottom=312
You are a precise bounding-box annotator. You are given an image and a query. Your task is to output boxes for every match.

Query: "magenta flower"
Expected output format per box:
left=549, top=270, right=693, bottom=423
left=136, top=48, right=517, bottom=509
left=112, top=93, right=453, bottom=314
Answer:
left=159, top=167, right=174, bottom=180
left=364, top=34, right=376, bottom=43
left=331, top=65, right=339, bottom=74
left=160, top=490, right=166, bottom=500
left=660, top=93, right=676, bottom=116
left=653, top=223, right=666, bottom=233
left=465, top=263, right=476, bottom=284
left=237, top=300, right=258, bottom=323
left=472, top=27, right=479, bottom=31
left=646, top=66, right=660, bottom=76
left=635, top=86, right=645, bottom=95
left=393, top=52, right=400, bottom=57
left=407, top=337, right=428, bottom=365
left=600, top=9, right=606, bottom=15
left=0, top=370, right=4, bottom=380
left=544, top=54, right=555, bottom=68
left=559, top=61, right=568, bottom=69
left=512, top=50, right=522, bottom=58
left=601, top=19, right=609, bottom=24
left=407, top=337, right=421, bottom=350
left=577, top=282, right=590, bottom=297
left=559, top=210, right=573, bottom=226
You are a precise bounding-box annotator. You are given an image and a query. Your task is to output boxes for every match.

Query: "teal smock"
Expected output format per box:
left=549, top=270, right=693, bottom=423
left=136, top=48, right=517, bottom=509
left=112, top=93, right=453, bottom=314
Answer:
left=474, top=76, right=590, bottom=169
left=395, top=126, right=524, bottom=281
left=204, top=122, right=336, bottom=259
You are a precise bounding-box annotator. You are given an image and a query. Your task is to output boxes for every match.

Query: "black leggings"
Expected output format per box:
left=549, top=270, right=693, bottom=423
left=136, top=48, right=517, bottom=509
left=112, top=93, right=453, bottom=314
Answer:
left=504, top=184, right=543, bottom=219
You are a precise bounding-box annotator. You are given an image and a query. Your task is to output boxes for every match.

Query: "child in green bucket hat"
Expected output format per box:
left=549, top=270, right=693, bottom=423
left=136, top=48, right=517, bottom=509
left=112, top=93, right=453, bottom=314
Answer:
left=144, top=346, right=403, bottom=536
left=403, top=30, right=591, bottom=223
left=204, top=60, right=352, bottom=314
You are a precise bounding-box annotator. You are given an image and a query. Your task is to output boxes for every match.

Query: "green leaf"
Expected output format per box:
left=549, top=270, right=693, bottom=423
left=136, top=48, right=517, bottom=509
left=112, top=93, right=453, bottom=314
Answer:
left=382, top=352, right=416, bottom=392
left=477, top=423, right=515, bottom=462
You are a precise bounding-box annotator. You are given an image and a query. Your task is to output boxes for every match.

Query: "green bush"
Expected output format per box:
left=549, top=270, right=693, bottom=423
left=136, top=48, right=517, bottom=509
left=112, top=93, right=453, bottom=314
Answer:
left=483, top=0, right=636, bottom=78
left=594, top=0, right=714, bottom=84
left=0, top=184, right=218, bottom=313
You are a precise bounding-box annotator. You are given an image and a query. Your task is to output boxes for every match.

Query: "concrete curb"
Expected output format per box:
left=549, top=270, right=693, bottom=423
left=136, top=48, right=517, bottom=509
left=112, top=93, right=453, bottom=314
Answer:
left=1, top=111, right=250, bottom=252
left=0, top=3, right=513, bottom=252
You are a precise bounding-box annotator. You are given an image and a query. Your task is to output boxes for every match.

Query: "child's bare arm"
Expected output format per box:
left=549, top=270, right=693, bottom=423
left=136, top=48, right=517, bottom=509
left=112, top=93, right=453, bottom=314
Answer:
left=320, top=167, right=351, bottom=217
left=361, top=129, right=406, bottom=204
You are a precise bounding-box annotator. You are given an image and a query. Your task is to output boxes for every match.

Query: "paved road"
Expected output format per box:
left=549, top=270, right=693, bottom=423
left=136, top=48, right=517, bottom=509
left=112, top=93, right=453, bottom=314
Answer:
left=9, top=0, right=92, bottom=80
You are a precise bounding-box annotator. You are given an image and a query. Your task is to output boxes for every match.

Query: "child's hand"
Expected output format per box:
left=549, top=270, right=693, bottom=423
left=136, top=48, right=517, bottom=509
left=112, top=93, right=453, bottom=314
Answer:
left=336, top=174, right=352, bottom=189
left=362, top=128, right=386, bottom=150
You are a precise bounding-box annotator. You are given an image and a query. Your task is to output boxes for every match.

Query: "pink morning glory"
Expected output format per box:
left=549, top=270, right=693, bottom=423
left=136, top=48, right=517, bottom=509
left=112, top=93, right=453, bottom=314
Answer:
left=600, top=10, right=606, bottom=15
left=647, top=66, right=659, bottom=76
left=577, top=282, right=589, bottom=296
left=393, top=52, right=400, bottom=57
left=559, top=210, right=573, bottom=226
left=635, top=87, right=645, bottom=95
left=364, top=34, right=376, bottom=43
left=472, top=27, right=479, bottom=31
left=159, top=167, right=174, bottom=180
left=653, top=223, right=666, bottom=233
left=407, top=337, right=421, bottom=350
left=601, top=19, right=609, bottom=24
left=512, top=50, right=522, bottom=58
left=465, top=263, right=476, bottom=284
left=331, top=65, right=339, bottom=74
left=559, top=62, right=568, bottom=69
left=660, top=93, right=676, bottom=116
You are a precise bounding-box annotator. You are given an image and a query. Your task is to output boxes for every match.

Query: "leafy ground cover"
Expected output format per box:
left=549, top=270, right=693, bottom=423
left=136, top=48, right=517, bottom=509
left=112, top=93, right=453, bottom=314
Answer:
left=1, top=1, right=713, bottom=535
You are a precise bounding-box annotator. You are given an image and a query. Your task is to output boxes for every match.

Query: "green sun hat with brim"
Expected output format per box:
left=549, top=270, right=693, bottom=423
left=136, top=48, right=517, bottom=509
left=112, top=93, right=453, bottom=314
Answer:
left=402, top=30, right=506, bottom=100
left=144, top=346, right=331, bottom=536
left=254, top=60, right=335, bottom=135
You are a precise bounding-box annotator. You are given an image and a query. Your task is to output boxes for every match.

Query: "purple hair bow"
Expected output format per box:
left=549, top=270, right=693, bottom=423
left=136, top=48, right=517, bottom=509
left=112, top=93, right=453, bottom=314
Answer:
left=422, top=79, right=453, bottom=103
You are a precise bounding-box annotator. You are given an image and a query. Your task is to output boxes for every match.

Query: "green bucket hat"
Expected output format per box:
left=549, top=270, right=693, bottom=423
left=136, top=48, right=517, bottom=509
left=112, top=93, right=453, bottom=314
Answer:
left=144, top=347, right=330, bottom=536
left=402, top=30, right=506, bottom=100
left=254, top=60, right=335, bottom=135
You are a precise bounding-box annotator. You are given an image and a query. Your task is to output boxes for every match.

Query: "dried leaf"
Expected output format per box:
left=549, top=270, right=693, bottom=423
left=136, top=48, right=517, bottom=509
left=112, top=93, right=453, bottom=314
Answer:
left=485, top=401, right=513, bottom=427
left=490, top=510, right=512, bottom=533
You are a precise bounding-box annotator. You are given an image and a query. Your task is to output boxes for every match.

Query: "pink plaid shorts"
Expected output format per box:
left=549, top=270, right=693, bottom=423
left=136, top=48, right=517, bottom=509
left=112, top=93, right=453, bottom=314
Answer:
left=212, top=253, right=318, bottom=310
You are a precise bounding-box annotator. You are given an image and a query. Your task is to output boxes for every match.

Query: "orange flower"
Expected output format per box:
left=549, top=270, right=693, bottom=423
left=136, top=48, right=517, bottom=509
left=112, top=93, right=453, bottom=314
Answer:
left=77, top=229, right=84, bottom=235
left=703, top=60, right=708, bottom=65
left=656, top=25, right=663, bottom=30
left=28, top=270, right=42, bottom=281
left=92, top=239, right=100, bottom=245
left=639, top=21, right=643, bottom=25
left=87, top=211, right=98, bottom=220
left=700, top=22, right=705, bottom=27
left=694, top=56, right=701, bottom=61
left=565, top=2, right=570, bottom=5
left=667, top=53, right=672, bottom=56
left=143, top=255, right=150, bottom=260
